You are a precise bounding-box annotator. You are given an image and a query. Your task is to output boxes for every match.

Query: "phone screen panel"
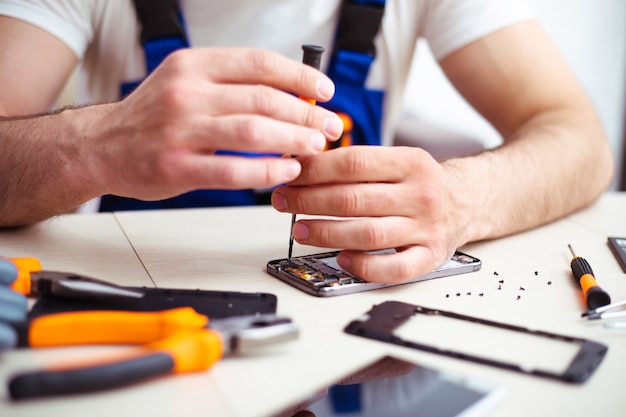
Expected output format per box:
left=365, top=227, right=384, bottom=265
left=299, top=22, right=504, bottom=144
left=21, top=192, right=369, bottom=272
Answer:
left=344, top=301, right=607, bottom=383
left=272, top=355, right=503, bottom=417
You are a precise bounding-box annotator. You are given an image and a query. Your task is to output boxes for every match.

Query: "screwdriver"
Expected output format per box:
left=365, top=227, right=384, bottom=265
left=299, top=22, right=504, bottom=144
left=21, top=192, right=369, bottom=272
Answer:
left=567, top=244, right=611, bottom=310
left=288, top=44, right=325, bottom=259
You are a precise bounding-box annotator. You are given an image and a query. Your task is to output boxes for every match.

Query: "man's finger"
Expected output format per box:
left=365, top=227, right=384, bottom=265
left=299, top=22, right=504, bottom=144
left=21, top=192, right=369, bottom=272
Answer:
left=292, top=217, right=424, bottom=250
left=176, top=48, right=336, bottom=103
left=179, top=155, right=303, bottom=190
left=290, top=146, right=426, bottom=185
left=193, top=115, right=329, bottom=156
left=194, top=84, right=343, bottom=140
left=337, top=245, right=441, bottom=284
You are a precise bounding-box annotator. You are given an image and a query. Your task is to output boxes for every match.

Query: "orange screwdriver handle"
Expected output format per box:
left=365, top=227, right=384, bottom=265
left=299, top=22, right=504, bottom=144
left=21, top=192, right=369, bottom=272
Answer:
left=570, top=257, right=611, bottom=310
left=8, top=257, right=42, bottom=295
left=9, top=328, right=223, bottom=400
left=26, top=307, right=208, bottom=347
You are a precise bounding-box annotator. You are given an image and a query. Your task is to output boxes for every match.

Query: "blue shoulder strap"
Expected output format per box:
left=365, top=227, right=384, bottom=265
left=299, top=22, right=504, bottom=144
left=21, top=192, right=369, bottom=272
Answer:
left=101, top=0, right=386, bottom=212
left=120, top=0, right=189, bottom=96
left=323, top=0, right=386, bottom=147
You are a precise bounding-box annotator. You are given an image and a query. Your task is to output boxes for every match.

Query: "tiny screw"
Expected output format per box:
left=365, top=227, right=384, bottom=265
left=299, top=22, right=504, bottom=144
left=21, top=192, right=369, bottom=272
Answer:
left=519, top=286, right=525, bottom=291
left=498, top=280, right=504, bottom=284
left=479, top=292, right=484, bottom=297
left=534, top=271, right=539, bottom=276
left=497, top=284, right=502, bottom=290
left=547, top=281, right=552, bottom=285
left=466, top=291, right=471, bottom=296
left=493, top=271, right=499, bottom=276
left=517, top=295, right=521, bottom=300
left=446, top=294, right=450, bottom=298
left=456, top=293, right=461, bottom=297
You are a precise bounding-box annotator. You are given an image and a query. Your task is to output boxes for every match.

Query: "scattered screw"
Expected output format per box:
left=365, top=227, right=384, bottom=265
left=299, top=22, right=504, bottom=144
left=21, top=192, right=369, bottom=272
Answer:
left=497, top=284, right=502, bottom=290
left=493, top=271, right=499, bottom=276
left=456, top=293, right=461, bottom=297
left=547, top=281, right=552, bottom=285
left=498, top=280, right=504, bottom=284
left=517, top=295, right=521, bottom=300
left=534, top=271, right=539, bottom=276
left=519, top=286, right=525, bottom=291
left=466, top=291, right=471, bottom=296
left=446, top=294, right=450, bottom=298
left=479, top=293, right=484, bottom=297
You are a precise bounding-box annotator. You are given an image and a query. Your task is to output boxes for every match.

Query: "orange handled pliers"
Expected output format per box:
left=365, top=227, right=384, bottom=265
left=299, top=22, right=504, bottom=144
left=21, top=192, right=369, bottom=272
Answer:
left=3, top=259, right=298, bottom=400
left=9, top=307, right=298, bottom=399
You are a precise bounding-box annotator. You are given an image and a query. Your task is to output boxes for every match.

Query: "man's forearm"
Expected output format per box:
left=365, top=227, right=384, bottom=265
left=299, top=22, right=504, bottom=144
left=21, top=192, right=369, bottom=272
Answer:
left=0, top=107, right=102, bottom=227
left=443, top=106, right=614, bottom=245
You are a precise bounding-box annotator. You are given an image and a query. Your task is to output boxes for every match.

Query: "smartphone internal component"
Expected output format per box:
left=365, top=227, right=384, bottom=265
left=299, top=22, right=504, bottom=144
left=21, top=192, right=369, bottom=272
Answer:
left=273, top=252, right=362, bottom=288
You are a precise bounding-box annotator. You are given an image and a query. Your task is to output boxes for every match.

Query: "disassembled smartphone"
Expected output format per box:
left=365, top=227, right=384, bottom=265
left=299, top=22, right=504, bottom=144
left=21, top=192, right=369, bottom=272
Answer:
left=344, top=301, right=608, bottom=383
left=272, top=354, right=503, bottom=417
left=266, top=249, right=481, bottom=297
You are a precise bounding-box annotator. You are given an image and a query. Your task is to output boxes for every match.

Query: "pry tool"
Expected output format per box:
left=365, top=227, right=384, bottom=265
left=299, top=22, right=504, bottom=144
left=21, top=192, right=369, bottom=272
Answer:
left=288, top=44, right=325, bottom=259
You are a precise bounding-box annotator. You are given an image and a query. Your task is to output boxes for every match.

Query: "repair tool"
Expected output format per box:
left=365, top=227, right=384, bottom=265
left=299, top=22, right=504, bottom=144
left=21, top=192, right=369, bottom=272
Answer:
left=7, top=257, right=143, bottom=299
left=582, top=299, right=626, bottom=320
left=6, top=256, right=279, bottom=322
left=288, top=44, right=325, bottom=259
left=8, top=307, right=298, bottom=399
left=567, top=244, right=611, bottom=310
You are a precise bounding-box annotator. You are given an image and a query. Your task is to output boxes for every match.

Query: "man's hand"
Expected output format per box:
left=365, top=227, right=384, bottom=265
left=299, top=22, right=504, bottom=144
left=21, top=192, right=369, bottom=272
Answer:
left=93, top=48, right=343, bottom=201
left=272, top=146, right=463, bottom=283
left=272, top=21, right=614, bottom=284
left=0, top=16, right=344, bottom=226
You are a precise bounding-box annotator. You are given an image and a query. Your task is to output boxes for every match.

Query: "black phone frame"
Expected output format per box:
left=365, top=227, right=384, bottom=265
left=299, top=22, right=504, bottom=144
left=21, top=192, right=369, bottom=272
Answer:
left=344, top=301, right=607, bottom=383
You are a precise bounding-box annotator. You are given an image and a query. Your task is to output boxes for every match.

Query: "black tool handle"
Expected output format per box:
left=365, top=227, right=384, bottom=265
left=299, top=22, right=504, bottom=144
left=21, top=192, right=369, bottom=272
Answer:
left=301, top=44, right=325, bottom=69
left=9, top=352, right=174, bottom=400
left=570, top=257, right=594, bottom=279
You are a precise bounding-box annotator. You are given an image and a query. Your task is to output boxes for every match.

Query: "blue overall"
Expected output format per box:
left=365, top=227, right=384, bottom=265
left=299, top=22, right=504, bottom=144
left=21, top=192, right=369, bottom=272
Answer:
left=99, top=0, right=386, bottom=212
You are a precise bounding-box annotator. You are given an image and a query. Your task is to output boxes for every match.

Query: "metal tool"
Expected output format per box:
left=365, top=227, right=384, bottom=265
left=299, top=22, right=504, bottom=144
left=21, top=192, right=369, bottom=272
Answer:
left=288, top=44, right=325, bottom=259
left=583, top=299, right=626, bottom=319
left=8, top=307, right=298, bottom=399
left=8, top=257, right=144, bottom=299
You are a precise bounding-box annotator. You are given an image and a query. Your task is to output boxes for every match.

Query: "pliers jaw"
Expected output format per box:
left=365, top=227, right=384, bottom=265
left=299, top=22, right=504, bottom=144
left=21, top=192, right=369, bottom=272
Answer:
left=29, top=271, right=144, bottom=299
left=210, top=314, right=299, bottom=355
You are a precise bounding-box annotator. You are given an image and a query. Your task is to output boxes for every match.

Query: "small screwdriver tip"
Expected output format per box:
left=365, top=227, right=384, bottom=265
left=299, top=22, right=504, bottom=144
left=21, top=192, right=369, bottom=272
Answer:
left=288, top=213, right=296, bottom=259
left=567, top=244, right=576, bottom=257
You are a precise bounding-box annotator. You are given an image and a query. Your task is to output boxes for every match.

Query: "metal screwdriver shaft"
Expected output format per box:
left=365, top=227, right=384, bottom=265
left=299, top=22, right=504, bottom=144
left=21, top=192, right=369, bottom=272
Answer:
left=288, top=45, right=325, bottom=259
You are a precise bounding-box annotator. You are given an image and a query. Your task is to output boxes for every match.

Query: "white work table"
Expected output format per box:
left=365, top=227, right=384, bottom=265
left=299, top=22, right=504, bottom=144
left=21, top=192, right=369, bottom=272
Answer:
left=0, top=193, right=625, bottom=417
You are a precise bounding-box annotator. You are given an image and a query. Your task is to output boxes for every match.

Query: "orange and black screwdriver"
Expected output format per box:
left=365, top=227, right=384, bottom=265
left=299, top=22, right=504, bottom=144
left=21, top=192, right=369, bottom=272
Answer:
left=288, top=44, right=325, bottom=259
left=567, top=244, right=611, bottom=310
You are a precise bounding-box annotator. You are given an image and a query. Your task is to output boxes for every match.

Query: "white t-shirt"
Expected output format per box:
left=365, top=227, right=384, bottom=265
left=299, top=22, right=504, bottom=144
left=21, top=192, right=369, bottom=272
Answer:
left=0, top=0, right=532, bottom=145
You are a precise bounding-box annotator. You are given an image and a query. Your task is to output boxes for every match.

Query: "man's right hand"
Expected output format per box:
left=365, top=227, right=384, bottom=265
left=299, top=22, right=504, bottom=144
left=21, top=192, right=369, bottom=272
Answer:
left=95, top=48, right=343, bottom=201
left=0, top=15, right=342, bottom=226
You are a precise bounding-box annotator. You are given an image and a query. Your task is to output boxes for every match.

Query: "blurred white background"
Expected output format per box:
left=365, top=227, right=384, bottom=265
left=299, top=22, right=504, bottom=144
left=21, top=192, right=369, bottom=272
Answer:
left=59, top=0, right=626, bottom=194
left=402, top=0, right=626, bottom=189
